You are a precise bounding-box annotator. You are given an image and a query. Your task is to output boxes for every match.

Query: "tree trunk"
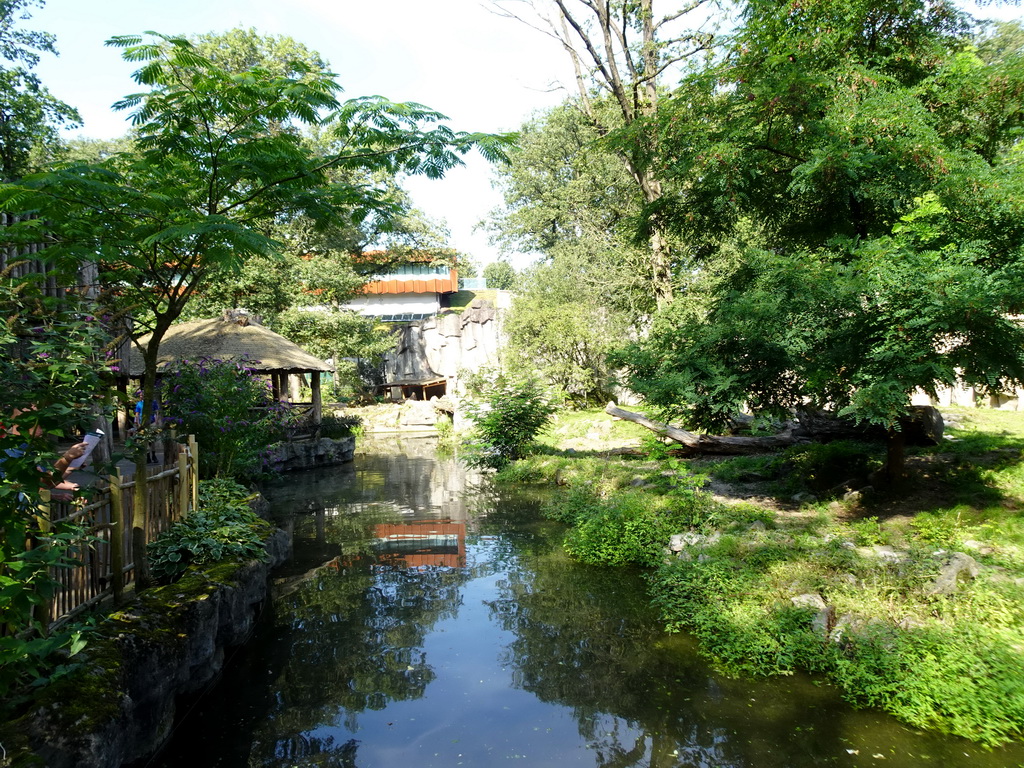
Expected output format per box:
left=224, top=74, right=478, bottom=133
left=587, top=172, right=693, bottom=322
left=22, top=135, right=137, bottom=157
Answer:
left=885, top=427, right=906, bottom=483
left=604, top=403, right=805, bottom=454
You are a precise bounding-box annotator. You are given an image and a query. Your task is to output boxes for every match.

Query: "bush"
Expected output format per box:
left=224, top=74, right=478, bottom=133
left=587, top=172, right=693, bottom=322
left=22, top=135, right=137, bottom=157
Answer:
left=161, top=358, right=287, bottom=480
left=545, top=486, right=717, bottom=567
left=462, top=373, right=557, bottom=469
left=319, top=413, right=361, bottom=440
left=147, top=478, right=271, bottom=582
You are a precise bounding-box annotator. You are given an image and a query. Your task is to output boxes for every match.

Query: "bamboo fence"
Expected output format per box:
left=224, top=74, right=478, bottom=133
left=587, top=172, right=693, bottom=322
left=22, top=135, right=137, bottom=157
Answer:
left=39, top=435, right=199, bottom=625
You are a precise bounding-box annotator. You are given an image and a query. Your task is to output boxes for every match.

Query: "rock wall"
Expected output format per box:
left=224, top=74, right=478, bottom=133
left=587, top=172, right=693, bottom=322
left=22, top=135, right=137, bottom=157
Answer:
left=266, top=435, right=356, bottom=472
left=7, top=518, right=291, bottom=768
left=384, top=298, right=506, bottom=397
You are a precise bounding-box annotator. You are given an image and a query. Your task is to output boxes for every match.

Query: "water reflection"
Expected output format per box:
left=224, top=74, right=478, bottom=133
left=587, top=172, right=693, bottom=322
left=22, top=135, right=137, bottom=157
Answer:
left=152, top=438, right=1024, bottom=768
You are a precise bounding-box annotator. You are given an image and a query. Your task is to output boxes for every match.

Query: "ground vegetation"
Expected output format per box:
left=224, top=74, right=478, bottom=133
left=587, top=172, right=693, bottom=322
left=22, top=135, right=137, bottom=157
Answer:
left=502, top=406, right=1024, bottom=745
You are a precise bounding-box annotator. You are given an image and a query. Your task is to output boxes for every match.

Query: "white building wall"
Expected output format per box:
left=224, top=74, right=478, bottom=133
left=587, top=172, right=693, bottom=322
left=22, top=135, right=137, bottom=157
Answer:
left=912, top=383, right=1023, bottom=411
left=346, top=294, right=440, bottom=318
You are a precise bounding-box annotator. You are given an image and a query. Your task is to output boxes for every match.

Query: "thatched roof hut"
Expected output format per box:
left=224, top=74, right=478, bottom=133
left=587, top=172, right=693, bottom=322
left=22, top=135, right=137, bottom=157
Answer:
left=123, top=312, right=331, bottom=437
left=126, top=313, right=331, bottom=376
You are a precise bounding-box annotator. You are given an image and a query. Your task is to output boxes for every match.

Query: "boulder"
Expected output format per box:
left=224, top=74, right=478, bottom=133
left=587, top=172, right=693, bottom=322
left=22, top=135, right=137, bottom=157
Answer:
left=790, top=593, right=834, bottom=636
left=927, top=552, right=980, bottom=595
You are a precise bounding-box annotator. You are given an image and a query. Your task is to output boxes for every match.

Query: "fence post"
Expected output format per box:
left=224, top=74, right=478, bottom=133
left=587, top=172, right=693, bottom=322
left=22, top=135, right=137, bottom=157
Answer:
left=109, top=470, right=125, bottom=604
left=33, top=488, right=53, bottom=628
left=188, top=434, right=199, bottom=511
left=178, top=445, right=190, bottom=519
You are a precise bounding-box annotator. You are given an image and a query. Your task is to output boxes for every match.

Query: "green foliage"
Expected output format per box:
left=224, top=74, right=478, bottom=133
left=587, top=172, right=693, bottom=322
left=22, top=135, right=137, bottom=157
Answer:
left=481, top=259, right=517, bottom=290
left=781, top=441, right=882, bottom=493
left=273, top=308, right=395, bottom=399
left=650, top=541, right=1024, bottom=744
left=550, top=488, right=702, bottom=567
left=831, top=624, right=1024, bottom=746
left=147, top=478, right=271, bottom=582
left=0, top=27, right=509, bottom=437
left=848, top=516, right=891, bottom=547
left=709, top=440, right=881, bottom=497
left=909, top=510, right=963, bottom=547
left=319, top=413, right=361, bottom=440
left=504, top=263, right=630, bottom=406
left=462, top=372, right=557, bottom=469
left=0, top=0, right=79, bottom=180
left=488, top=102, right=655, bottom=321
left=0, top=266, right=114, bottom=700
left=0, top=524, right=92, bottom=700
left=618, top=0, right=1024, bottom=466
left=161, top=358, right=286, bottom=480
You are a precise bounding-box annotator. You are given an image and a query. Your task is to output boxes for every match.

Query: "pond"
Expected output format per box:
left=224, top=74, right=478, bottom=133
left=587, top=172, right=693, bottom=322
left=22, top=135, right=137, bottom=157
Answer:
left=152, top=437, right=1024, bottom=768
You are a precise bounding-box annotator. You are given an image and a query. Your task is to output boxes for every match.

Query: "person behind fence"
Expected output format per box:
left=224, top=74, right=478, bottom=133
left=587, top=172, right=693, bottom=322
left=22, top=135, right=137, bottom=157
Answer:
left=131, top=394, right=161, bottom=463
left=0, top=406, right=90, bottom=502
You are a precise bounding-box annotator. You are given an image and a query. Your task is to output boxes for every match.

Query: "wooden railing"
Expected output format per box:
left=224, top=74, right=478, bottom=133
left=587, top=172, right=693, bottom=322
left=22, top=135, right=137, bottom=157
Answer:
left=40, top=435, right=199, bottom=625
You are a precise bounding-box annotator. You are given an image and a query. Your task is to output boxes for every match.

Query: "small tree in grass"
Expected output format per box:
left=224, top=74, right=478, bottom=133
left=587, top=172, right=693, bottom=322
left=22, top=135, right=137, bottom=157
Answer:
left=462, top=371, right=557, bottom=469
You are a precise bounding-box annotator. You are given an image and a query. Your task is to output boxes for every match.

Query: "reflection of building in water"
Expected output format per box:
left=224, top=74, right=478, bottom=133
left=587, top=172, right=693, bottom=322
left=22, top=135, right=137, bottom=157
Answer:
left=374, top=520, right=466, bottom=568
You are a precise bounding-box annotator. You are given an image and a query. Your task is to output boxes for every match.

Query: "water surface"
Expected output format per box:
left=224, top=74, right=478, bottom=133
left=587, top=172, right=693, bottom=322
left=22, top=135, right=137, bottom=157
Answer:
left=152, top=438, right=1024, bottom=767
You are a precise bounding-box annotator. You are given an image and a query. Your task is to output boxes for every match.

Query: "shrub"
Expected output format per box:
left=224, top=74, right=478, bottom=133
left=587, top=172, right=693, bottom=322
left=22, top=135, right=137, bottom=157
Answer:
left=147, top=478, right=271, bottom=582
left=548, top=487, right=715, bottom=567
left=320, top=413, right=361, bottom=440
left=462, top=373, right=557, bottom=469
left=161, top=357, right=287, bottom=480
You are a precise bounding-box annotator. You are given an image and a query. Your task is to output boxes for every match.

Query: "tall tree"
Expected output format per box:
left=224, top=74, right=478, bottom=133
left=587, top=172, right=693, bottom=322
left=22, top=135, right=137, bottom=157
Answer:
left=489, top=102, right=654, bottom=320
left=505, top=258, right=629, bottom=405
left=493, top=0, right=718, bottom=307
left=618, top=0, right=1024, bottom=478
left=1, top=31, right=507, bottom=582
left=0, top=0, right=79, bottom=180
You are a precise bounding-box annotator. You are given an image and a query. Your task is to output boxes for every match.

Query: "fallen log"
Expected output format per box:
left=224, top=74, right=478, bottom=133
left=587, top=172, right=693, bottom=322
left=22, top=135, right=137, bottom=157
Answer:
left=604, top=402, right=944, bottom=457
left=604, top=403, right=807, bottom=455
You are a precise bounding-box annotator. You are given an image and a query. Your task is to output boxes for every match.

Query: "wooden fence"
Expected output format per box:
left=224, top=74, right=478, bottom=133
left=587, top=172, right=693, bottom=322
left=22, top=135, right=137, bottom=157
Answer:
left=39, top=435, right=200, bottom=625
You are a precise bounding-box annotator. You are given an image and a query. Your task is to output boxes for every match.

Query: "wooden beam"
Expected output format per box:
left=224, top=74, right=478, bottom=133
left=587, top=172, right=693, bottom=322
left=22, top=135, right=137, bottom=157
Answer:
left=311, top=371, right=322, bottom=428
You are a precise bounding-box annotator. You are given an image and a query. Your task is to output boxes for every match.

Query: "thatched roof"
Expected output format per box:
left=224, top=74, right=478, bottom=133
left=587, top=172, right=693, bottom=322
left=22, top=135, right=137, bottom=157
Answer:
left=126, top=315, right=331, bottom=377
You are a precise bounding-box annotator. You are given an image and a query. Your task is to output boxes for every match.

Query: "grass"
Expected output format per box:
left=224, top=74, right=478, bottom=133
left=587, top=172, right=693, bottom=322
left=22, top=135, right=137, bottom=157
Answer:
left=507, top=404, right=1024, bottom=745
left=533, top=406, right=649, bottom=453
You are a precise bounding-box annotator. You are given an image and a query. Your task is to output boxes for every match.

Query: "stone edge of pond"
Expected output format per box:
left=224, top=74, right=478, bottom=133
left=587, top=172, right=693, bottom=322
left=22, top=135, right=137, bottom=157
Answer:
left=1, top=495, right=292, bottom=768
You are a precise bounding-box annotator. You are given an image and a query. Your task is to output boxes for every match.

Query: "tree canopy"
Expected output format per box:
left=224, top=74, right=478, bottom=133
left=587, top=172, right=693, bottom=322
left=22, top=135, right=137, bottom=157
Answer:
left=0, top=29, right=508, bottom=579
left=614, top=1, right=1024, bottom=474
left=0, top=0, right=79, bottom=180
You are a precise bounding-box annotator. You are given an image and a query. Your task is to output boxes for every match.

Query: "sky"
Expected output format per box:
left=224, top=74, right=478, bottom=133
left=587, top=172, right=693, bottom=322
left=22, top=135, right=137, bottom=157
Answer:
left=25, top=0, right=1024, bottom=270
left=30, top=0, right=580, bottom=269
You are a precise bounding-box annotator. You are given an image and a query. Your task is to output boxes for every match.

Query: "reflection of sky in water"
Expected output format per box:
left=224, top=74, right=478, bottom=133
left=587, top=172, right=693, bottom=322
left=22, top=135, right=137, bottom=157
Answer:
left=151, top=440, right=1024, bottom=768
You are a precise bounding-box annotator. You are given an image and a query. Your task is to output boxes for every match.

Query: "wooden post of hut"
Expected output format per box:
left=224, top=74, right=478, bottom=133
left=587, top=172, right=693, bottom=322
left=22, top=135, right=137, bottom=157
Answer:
left=116, top=377, right=129, bottom=439
left=311, top=371, right=322, bottom=437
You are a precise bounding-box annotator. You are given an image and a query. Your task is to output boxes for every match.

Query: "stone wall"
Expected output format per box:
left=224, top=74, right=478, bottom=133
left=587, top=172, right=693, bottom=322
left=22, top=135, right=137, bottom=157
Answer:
left=384, top=297, right=507, bottom=398
left=266, top=435, right=356, bottom=472
left=913, top=382, right=1024, bottom=411
left=6, top=512, right=291, bottom=768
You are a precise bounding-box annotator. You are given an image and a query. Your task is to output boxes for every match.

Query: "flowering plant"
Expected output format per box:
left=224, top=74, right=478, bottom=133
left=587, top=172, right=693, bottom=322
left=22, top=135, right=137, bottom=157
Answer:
left=160, top=357, right=287, bottom=480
